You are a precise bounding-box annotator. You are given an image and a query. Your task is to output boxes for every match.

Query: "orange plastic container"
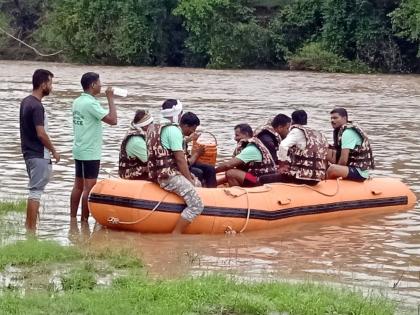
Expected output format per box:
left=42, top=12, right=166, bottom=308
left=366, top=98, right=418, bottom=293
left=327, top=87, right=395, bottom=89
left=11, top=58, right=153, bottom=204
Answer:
left=192, top=131, right=217, bottom=165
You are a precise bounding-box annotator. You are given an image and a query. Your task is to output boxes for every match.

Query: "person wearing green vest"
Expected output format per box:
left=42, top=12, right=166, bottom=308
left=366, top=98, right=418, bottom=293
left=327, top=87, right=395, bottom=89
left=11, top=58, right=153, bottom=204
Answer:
left=70, top=72, right=117, bottom=222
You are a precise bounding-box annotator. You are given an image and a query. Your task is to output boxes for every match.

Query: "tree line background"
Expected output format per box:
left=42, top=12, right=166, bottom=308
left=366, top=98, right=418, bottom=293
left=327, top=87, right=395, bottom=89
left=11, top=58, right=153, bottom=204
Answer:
left=0, top=0, right=419, bottom=73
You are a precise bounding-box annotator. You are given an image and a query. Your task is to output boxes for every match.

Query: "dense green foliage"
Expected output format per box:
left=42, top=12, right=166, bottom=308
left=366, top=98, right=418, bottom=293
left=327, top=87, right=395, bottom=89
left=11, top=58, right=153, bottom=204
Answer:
left=390, top=0, right=420, bottom=56
left=0, top=0, right=419, bottom=72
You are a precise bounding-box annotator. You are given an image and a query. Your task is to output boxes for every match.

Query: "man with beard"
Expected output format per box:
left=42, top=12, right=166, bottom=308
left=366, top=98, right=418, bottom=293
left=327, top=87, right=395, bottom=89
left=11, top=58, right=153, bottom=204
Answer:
left=326, top=108, right=374, bottom=181
left=70, top=72, right=117, bottom=222
left=20, top=69, right=60, bottom=231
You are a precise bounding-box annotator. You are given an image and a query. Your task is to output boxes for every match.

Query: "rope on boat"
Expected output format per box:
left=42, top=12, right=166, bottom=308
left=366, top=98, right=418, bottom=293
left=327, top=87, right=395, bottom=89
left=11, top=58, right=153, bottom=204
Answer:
left=278, top=177, right=341, bottom=197
left=223, top=185, right=272, bottom=233
left=0, top=27, right=63, bottom=57
left=222, top=179, right=341, bottom=233
left=107, top=191, right=170, bottom=225
left=100, top=167, right=118, bottom=178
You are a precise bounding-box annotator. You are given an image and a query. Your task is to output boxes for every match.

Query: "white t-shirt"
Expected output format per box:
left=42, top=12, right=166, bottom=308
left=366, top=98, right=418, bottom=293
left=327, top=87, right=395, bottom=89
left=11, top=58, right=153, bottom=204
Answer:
left=277, top=128, right=306, bottom=161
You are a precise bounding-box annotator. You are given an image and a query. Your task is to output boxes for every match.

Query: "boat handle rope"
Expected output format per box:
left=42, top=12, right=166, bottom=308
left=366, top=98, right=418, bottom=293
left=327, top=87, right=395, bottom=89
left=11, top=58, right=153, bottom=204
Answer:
left=278, top=177, right=341, bottom=197
left=223, top=185, right=272, bottom=233
left=107, top=191, right=171, bottom=225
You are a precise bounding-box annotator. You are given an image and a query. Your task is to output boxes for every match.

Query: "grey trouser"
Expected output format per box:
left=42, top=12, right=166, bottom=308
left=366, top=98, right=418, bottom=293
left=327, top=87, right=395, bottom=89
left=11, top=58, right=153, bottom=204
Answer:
left=25, top=158, right=52, bottom=201
left=158, top=174, right=204, bottom=222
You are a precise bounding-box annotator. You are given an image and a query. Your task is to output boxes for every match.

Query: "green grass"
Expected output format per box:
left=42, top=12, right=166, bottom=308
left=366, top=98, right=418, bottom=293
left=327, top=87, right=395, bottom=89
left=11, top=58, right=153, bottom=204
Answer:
left=0, top=275, right=395, bottom=315
left=0, top=238, right=82, bottom=270
left=0, top=238, right=397, bottom=314
left=0, top=199, right=26, bottom=215
left=61, top=264, right=97, bottom=292
left=92, top=247, right=143, bottom=269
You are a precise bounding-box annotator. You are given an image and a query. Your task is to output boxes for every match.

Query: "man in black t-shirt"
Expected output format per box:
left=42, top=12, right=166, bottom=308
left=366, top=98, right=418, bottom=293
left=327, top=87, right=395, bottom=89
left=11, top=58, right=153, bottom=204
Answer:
left=19, top=69, right=60, bottom=231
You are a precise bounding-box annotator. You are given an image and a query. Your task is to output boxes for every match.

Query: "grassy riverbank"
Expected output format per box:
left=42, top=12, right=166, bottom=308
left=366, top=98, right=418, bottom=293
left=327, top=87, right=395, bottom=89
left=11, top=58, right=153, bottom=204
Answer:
left=0, top=200, right=396, bottom=314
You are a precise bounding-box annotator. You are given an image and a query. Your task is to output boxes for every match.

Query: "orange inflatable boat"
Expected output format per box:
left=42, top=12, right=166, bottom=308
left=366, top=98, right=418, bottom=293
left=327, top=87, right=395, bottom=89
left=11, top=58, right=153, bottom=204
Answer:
left=89, top=178, right=417, bottom=234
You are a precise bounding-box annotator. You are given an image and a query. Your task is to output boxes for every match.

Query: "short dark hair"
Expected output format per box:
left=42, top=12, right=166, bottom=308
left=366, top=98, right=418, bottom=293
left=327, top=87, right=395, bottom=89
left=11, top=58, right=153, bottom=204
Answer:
left=330, top=107, right=348, bottom=119
left=271, top=114, right=291, bottom=128
left=291, top=110, right=307, bottom=125
left=133, top=110, right=146, bottom=124
left=81, top=72, right=100, bottom=90
left=180, top=111, right=200, bottom=127
left=234, top=123, right=253, bottom=137
left=162, top=99, right=178, bottom=110
left=32, top=69, right=53, bottom=90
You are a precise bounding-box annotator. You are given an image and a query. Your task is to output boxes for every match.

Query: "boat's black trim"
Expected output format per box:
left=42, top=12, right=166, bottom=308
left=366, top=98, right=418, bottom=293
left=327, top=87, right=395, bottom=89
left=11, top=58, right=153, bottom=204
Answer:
left=89, top=193, right=408, bottom=221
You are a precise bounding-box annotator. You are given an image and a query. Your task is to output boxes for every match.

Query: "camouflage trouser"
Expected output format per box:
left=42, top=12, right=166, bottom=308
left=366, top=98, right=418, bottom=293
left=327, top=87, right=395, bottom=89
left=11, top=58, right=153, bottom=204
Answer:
left=158, top=174, right=204, bottom=222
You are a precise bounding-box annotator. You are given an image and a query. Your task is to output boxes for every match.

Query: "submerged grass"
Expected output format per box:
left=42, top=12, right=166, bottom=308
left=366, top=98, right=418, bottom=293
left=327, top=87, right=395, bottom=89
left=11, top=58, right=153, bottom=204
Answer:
left=0, top=199, right=26, bottom=244
left=0, top=199, right=25, bottom=215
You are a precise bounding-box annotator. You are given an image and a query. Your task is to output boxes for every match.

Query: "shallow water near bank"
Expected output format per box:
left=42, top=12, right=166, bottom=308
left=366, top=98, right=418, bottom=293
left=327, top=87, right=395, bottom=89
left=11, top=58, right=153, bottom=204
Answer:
left=0, top=60, right=419, bottom=309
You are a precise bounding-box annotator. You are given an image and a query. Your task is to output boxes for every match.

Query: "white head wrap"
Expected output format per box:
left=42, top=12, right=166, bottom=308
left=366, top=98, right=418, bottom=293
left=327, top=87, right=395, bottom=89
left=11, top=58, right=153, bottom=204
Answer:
left=131, top=111, right=153, bottom=130
left=161, top=99, right=183, bottom=123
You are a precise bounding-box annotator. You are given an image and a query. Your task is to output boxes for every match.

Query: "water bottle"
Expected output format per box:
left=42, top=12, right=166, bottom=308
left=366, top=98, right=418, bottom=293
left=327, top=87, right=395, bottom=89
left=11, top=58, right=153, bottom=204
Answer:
left=113, top=87, right=128, bottom=97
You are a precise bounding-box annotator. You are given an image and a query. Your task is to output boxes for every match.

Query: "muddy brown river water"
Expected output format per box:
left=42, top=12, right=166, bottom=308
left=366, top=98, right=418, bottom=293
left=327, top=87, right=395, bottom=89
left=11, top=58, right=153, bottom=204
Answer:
left=0, top=61, right=419, bottom=308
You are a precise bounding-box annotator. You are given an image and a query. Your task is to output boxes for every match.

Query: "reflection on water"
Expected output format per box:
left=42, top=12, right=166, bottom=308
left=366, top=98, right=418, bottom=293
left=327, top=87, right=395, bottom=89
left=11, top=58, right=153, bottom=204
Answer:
left=0, top=61, right=419, bottom=307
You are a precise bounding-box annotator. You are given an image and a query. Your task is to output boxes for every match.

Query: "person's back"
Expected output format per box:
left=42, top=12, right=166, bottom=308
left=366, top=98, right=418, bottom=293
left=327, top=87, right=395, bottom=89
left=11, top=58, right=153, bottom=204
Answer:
left=119, top=110, right=151, bottom=180
left=287, top=124, right=328, bottom=181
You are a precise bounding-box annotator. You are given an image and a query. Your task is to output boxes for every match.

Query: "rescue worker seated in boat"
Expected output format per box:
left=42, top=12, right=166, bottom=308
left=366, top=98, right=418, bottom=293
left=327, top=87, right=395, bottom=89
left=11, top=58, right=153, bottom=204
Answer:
left=254, top=119, right=282, bottom=163
left=259, top=110, right=329, bottom=186
left=216, top=123, right=254, bottom=186
left=232, top=123, right=253, bottom=157
left=146, top=99, right=204, bottom=234
left=118, top=110, right=153, bottom=180
left=215, top=123, right=276, bottom=187
left=326, top=107, right=374, bottom=181
left=180, top=112, right=217, bottom=188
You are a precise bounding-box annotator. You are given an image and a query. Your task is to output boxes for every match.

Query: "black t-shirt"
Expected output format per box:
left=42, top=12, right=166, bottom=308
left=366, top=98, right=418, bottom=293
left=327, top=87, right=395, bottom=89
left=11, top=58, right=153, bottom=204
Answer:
left=20, top=95, right=45, bottom=159
left=257, top=131, right=279, bottom=163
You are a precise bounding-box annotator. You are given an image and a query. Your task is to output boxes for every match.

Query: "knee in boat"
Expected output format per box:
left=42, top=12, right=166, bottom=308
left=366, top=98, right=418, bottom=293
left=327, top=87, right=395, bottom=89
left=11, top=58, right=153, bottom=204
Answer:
left=327, top=165, right=338, bottom=178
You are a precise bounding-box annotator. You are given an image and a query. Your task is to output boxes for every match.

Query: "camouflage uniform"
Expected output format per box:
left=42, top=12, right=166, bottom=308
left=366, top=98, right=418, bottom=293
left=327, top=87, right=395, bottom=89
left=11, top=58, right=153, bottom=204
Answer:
left=287, top=125, right=329, bottom=181
left=158, top=175, right=204, bottom=222
left=146, top=123, right=181, bottom=181
left=235, top=137, right=276, bottom=177
left=118, top=128, right=149, bottom=180
left=147, top=122, right=204, bottom=222
left=335, top=122, right=375, bottom=170
left=254, top=123, right=282, bottom=162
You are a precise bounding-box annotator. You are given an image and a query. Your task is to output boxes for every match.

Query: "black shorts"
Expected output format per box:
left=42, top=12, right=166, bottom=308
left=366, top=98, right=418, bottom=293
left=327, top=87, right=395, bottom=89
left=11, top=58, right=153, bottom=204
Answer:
left=346, top=167, right=366, bottom=182
left=75, top=160, right=100, bottom=179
